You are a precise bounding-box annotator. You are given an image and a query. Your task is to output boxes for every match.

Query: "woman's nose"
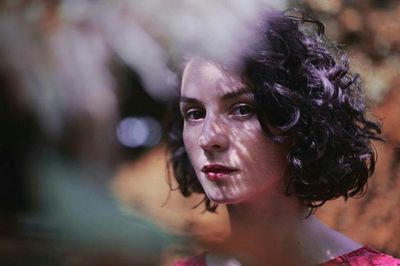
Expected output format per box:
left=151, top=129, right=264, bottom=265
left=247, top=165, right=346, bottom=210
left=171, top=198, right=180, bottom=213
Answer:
left=198, top=116, right=229, bottom=152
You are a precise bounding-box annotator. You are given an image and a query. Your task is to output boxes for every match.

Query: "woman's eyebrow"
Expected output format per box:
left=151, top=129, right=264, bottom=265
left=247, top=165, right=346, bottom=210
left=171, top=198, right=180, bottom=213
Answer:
left=180, top=97, right=201, bottom=104
left=180, top=87, right=252, bottom=104
left=220, top=87, right=253, bottom=100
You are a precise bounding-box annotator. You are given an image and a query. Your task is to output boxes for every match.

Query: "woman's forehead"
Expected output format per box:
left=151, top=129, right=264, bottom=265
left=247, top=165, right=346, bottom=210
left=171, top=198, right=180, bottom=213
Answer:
left=181, top=57, right=245, bottom=94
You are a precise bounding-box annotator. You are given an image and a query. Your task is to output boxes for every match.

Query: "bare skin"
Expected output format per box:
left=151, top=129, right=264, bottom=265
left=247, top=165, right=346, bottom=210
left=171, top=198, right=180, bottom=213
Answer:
left=214, top=199, right=362, bottom=265
left=180, top=57, right=362, bottom=266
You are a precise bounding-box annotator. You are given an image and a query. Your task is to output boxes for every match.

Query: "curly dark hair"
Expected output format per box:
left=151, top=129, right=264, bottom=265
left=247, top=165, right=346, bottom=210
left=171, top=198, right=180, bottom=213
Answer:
left=167, top=10, right=383, bottom=213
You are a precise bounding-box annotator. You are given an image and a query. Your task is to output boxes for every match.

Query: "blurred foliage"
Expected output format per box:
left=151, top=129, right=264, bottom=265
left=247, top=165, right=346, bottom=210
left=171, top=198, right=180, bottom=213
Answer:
left=302, top=0, right=400, bottom=103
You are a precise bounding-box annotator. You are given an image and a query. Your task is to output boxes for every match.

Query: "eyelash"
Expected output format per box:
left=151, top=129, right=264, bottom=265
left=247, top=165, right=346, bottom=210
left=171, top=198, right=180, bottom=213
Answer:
left=184, top=108, right=205, bottom=121
left=230, top=103, right=254, bottom=117
left=182, top=103, right=254, bottom=122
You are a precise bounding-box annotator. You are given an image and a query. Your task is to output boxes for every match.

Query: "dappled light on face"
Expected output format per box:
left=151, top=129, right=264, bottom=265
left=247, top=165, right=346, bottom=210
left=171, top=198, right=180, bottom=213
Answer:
left=182, top=58, right=288, bottom=205
left=209, top=119, right=287, bottom=203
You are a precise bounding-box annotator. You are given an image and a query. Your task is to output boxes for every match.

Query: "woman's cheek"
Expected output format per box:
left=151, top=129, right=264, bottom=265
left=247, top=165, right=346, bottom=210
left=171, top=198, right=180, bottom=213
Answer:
left=183, top=128, right=197, bottom=160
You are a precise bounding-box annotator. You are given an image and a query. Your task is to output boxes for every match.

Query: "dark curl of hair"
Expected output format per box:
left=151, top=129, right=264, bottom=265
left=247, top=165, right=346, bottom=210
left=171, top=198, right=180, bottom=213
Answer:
left=167, top=10, right=383, bottom=213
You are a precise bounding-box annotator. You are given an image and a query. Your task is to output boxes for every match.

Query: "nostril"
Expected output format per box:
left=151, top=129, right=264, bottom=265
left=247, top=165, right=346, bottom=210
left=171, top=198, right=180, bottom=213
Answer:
left=198, top=132, right=229, bottom=152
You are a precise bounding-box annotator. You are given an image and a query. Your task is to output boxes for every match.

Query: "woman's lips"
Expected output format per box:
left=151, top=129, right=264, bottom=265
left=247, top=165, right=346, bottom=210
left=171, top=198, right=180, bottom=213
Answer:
left=201, top=164, right=238, bottom=181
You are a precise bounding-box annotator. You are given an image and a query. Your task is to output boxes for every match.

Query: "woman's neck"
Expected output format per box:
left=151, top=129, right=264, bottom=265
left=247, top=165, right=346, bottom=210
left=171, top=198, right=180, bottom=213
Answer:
left=210, top=194, right=361, bottom=266
left=226, top=193, right=311, bottom=265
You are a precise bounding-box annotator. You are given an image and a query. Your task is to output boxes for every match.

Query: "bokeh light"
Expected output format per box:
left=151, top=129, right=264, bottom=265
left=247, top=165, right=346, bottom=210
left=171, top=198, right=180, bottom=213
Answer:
left=116, top=116, right=162, bottom=148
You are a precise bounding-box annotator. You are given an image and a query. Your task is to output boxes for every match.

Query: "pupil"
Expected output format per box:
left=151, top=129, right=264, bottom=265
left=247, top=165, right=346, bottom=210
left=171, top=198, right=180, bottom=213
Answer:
left=193, top=111, right=202, bottom=119
left=240, top=106, right=249, bottom=114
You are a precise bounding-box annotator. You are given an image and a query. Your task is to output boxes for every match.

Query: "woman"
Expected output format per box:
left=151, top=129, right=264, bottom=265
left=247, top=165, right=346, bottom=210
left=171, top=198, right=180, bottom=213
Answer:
left=168, top=10, right=399, bottom=266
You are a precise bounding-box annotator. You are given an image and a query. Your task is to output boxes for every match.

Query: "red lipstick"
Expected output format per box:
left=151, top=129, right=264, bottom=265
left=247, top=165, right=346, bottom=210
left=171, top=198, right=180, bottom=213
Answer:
left=201, top=164, right=237, bottom=181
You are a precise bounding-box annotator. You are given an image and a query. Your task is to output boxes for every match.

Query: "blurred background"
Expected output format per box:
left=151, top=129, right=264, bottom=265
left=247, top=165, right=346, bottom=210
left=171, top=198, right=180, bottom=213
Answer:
left=0, top=0, right=399, bottom=265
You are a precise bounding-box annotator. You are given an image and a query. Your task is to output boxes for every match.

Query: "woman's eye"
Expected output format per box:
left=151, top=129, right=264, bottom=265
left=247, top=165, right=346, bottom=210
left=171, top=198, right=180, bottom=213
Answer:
left=185, top=109, right=205, bottom=121
left=231, top=104, right=254, bottom=117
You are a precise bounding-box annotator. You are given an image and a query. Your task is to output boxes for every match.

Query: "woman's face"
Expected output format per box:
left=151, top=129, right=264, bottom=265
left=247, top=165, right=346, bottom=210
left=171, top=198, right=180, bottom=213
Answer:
left=180, top=57, right=288, bottom=204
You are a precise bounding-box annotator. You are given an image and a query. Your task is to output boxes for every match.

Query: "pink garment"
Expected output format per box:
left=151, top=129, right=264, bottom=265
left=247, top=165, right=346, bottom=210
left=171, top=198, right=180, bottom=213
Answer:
left=320, top=246, right=400, bottom=266
left=174, top=247, right=400, bottom=266
left=174, top=253, right=206, bottom=266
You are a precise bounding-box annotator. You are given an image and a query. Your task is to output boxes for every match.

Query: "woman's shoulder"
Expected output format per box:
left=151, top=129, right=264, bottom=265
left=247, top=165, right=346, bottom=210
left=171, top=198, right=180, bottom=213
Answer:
left=320, top=246, right=400, bottom=266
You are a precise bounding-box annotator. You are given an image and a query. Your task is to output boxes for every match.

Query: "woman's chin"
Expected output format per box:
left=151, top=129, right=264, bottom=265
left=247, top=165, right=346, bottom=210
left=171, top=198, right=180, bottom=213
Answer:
left=207, top=194, right=246, bottom=205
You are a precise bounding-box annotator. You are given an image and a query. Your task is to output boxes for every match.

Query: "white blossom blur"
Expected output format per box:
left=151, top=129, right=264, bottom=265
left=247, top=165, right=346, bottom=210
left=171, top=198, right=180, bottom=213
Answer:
left=0, top=0, right=288, bottom=136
